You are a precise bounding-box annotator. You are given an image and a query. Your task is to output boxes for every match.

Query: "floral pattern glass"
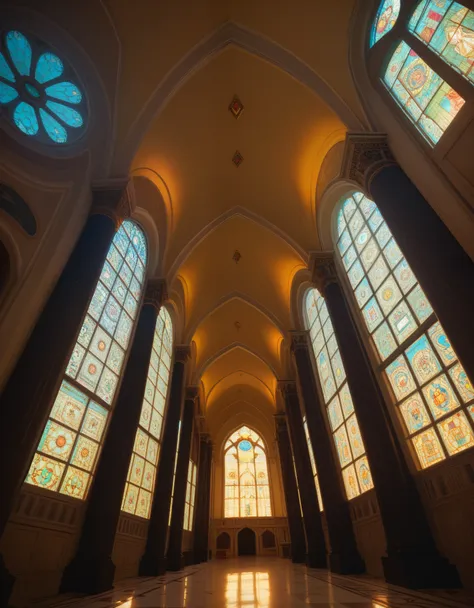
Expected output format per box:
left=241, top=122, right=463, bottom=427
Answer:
left=0, top=30, right=86, bottom=143
left=370, top=0, right=401, bottom=46
left=409, top=1, right=474, bottom=83
left=121, top=307, right=173, bottom=519
left=337, top=193, right=474, bottom=468
left=26, top=221, right=147, bottom=499
left=224, top=427, right=272, bottom=517
left=305, top=288, right=374, bottom=499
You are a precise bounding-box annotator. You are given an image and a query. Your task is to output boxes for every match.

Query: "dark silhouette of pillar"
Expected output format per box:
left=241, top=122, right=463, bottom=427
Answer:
left=344, top=133, right=474, bottom=388
left=279, top=381, right=327, bottom=568
left=139, top=345, right=190, bottom=576
left=274, top=413, right=306, bottom=563
left=61, top=280, right=167, bottom=594
left=193, top=435, right=212, bottom=563
left=290, top=331, right=365, bottom=574
left=167, top=387, right=197, bottom=571
left=310, top=253, right=460, bottom=589
left=0, top=183, right=130, bottom=605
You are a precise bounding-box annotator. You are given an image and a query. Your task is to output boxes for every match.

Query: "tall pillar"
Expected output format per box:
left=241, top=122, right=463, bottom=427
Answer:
left=274, top=413, right=306, bottom=564
left=342, top=133, right=474, bottom=385
left=279, top=381, right=327, bottom=568
left=311, top=254, right=460, bottom=588
left=139, top=345, right=190, bottom=576
left=193, top=435, right=212, bottom=563
left=290, top=332, right=364, bottom=574
left=61, top=280, right=167, bottom=594
left=0, top=183, right=130, bottom=604
left=167, top=387, right=197, bottom=571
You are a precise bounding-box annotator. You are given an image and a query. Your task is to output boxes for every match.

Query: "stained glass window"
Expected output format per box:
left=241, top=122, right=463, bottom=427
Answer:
left=224, top=426, right=272, bottom=517
left=336, top=192, right=474, bottom=469
left=121, top=307, right=173, bottom=519
left=25, top=221, right=147, bottom=499
left=184, top=460, right=197, bottom=531
left=409, top=1, right=474, bottom=83
left=370, top=0, right=401, bottom=46
left=303, top=416, right=323, bottom=511
left=384, top=40, right=465, bottom=144
left=305, top=289, right=375, bottom=500
left=0, top=31, right=86, bottom=144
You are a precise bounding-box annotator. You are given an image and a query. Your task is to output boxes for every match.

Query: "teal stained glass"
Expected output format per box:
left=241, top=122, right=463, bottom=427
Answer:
left=371, top=0, right=401, bottom=47
left=0, top=31, right=86, bottom=144
left=384, top=41, right=465, bottom=144
left=409, top=1, right=474, bottom=83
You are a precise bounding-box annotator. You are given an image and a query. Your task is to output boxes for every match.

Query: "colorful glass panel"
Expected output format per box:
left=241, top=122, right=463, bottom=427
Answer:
left=26, top=221, right=147, bottom=499
left=383, top=41, right=465, bottom=144
left=336, top=192, right=474, bottom=469
left=409, top=1, right=474, bottom=83
left=224, top=427, right=271, bottom=517
left=304, top=288, right=373, bottom=500
left=370, top=0, right=401, bottom=47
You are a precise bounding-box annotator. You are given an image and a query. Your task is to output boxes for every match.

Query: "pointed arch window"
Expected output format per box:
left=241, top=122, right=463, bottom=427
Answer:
left=121, top=307, right=173, bottom=519
left=224, top=426, right=272, bottom=517
left=25, top=220, right=147, bottom=499
left=408, top=1, right=474, bottom=83
left=304, top=288, right=374, bottom=500
left=336, top=192, right=474, bottom=469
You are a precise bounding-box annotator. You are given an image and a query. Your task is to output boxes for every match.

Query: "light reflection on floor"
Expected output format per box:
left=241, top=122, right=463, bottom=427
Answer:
left=45, top=557, right=474, bottom=608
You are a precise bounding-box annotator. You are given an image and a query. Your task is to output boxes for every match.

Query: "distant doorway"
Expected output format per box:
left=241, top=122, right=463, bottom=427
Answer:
left=238, top=527, right=256, bottom=556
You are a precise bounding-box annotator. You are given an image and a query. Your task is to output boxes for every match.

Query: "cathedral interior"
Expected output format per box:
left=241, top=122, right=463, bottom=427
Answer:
left=0, top=0, right=474, bottom=607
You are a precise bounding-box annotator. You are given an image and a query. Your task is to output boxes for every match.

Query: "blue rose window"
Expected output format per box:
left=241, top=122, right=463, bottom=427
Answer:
left=0, top=31, right=86, bottom=144
left=238, top=440, right=252, bottom=451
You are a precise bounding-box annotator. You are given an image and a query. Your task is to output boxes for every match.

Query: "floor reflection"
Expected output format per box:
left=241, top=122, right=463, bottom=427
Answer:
left=226, top=571, right=270, bottom=607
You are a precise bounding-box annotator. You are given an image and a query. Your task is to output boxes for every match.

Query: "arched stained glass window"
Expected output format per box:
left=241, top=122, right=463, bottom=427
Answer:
left=305, top=289, right=374, bottom=500
left=303, top=416, right=323, bottom=511
left=224, top=426, right=272, bottom=517
left=384, top=40, right=465, bottom=144
left=370, top=0, right=401, bottom=46
left=0, top=31, right=86, bottom=144
left=25, top=220, right=147, bottom=499
left=337, top=192, right=474, bottom=469
left=408, top=1, right=474, bottom=83
left=121, top=307, right=173, bottom=519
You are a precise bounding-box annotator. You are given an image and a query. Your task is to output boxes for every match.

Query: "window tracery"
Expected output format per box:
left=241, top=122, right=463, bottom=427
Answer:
left=224, top=426, right=272, bottom=517
left=336, top=192, right=474, bottom=469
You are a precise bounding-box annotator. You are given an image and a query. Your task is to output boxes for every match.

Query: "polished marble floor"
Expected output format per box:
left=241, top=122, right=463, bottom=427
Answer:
left=42, top=558, right=474, bottom=608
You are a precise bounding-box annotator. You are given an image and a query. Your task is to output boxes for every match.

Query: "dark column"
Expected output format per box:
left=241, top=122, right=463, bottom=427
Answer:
left=193, top=435, right=212, bottom=563
left=274, top=414, right=306, bottom=564
left=345, top=133, right=474, bottom=385
left=311, top=254, right=460, bottom=589
left=0, top=184, right=130, bottom=605
left=139, top=346, right=190, bottom=576
left=167, top=387, right=197, bottom=571
left=279, top=381, right=327, bottom=568
left=290, top=332, right=364, bottom=574
left=60, top=280, right=167, bottom=594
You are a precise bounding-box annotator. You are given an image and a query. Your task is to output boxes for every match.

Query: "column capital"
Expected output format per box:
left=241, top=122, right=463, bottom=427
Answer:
left=144, top=278, right=167, bottom=310
left=274, top=412, right=288, bottom=429
left=277, top=380, right=298, bottom=398
left=341, top=133, right=396, bottom=193
left=90, top=179, right=133, bottom=229
left=185, top=385, right=200, bottom=402
left=174, top=345, right=191, bottom=363
left=310, top=252, right=338, bottom=295
left=289, top=330, right=310, bottom=353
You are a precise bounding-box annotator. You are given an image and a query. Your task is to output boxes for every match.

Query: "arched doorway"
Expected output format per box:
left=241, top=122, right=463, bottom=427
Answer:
left=238, top=527, right=256, bottom=556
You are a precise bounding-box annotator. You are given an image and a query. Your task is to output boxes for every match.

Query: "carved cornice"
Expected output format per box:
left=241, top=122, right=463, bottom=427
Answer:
left=144, top=278, right=167, bottom=310
left=174, top=344, right=192, bottom=363
left=90, top=179, right=133, bottom=229
left=277, top=380, right=298, bottom=399
left=289, top=330, right=310, bottom=354
left=341, top=133, right=396, bottom=193
left=310, top=252, right=338, bottom=295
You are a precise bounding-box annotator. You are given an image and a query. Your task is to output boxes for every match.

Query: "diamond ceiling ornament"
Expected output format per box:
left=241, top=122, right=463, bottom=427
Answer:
left=229, top=95, right=244, bottom=119
left=232, top=250, right=242, bottom=263
left=232, top=151, right=244, bottom=167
